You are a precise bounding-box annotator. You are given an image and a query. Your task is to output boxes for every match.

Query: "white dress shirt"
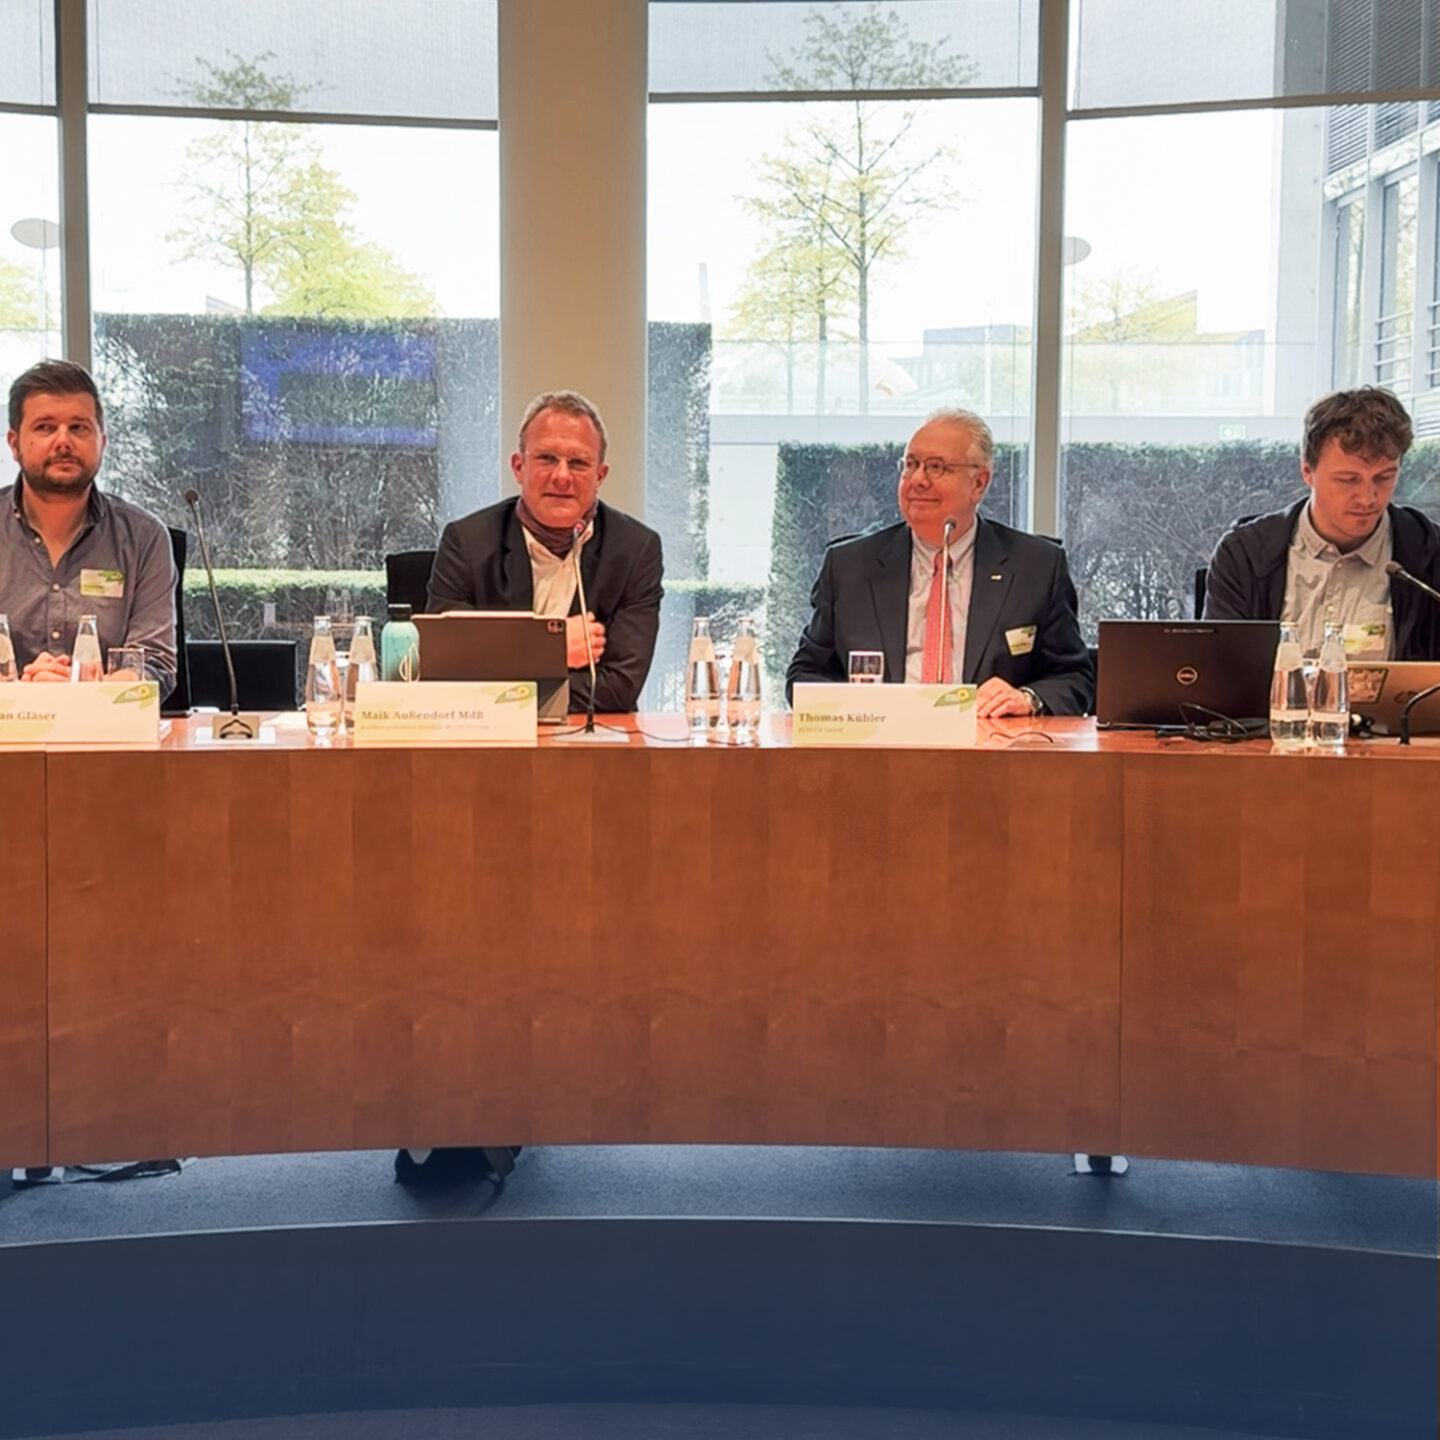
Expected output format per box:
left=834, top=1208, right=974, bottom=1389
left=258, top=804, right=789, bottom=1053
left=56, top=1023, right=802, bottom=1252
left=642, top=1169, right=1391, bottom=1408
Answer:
left=904, top=522, right=976, bottom=683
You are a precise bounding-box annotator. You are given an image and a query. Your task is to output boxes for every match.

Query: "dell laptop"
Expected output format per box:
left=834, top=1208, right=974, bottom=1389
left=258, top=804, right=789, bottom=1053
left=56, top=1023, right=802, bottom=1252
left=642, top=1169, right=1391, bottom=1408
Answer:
left=1096, top=619, right=1280, bottom=729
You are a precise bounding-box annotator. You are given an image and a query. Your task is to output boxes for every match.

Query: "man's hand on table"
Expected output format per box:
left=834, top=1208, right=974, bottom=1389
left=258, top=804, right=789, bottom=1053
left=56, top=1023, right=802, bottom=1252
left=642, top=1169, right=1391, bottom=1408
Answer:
left=21, top=652, right=70, bottom=683
left=975, top=677, right=1040, bottom=719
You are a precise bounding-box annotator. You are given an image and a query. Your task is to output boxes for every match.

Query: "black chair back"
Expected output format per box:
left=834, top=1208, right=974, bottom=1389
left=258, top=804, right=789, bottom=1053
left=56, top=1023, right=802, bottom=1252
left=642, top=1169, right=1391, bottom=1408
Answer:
left=385, top=550, right=436, bottom=614
left=186, top=640, right=299, bottom=711
left=163, top=526, right=191, bottom=716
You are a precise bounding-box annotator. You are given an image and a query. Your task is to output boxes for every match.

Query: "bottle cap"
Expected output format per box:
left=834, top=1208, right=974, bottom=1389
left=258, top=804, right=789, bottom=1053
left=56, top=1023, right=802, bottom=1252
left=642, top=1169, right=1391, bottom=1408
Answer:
left=388, top=603, right=413, bottom=621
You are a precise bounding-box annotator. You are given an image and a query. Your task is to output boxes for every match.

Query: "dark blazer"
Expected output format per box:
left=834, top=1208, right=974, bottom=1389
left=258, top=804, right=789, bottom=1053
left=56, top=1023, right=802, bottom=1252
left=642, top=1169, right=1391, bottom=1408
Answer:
left=1204, top=498, right=1440, bottom=660
left=427, top=497, right=664, bottom=713
left=785, top=517, right=1094, bottom=715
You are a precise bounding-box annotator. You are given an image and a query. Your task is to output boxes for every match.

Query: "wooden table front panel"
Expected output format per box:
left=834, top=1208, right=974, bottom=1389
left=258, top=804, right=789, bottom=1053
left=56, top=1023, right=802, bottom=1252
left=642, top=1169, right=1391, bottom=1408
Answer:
left=1122, top=752, right=1439, bottom=1176
left=0, top=752, right=48, bottom=1166
left=44, top=743, right=1123, bottom=1163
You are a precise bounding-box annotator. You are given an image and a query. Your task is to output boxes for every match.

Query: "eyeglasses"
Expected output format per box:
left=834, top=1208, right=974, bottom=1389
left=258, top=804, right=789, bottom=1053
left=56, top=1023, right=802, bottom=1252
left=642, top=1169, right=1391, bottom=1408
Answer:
left=527, top=451, right=596, bottom=476
left=897, top=456, right=986, bottom=480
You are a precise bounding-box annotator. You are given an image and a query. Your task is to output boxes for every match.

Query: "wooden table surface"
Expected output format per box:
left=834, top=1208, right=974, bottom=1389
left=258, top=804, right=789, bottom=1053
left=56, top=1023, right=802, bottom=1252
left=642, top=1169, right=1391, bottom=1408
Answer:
left=5, top=715, right=1437, bottom=1175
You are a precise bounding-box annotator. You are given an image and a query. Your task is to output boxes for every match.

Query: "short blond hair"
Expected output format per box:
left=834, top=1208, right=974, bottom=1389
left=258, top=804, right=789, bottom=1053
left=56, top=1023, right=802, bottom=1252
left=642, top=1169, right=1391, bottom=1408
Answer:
left=517, top=390, right=608, bottom=460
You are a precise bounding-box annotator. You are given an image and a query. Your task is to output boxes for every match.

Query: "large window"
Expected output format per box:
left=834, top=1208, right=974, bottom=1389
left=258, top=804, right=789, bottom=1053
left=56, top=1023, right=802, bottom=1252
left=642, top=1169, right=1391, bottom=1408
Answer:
left=649, top=1, right=1039, bottom=695
left=76, top=4, right=500, bottom=667
left=9, top=0, right=1440, bottom=698
left=0, top=116, right=62, bottom=385
left=1060, top=0, right=1440, bottom=635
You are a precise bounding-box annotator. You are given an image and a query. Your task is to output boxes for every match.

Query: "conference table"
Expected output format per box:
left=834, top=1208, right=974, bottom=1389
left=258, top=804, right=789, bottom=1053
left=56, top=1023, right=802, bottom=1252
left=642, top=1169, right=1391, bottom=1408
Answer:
left=2, top=715, right=1436, bottom=1178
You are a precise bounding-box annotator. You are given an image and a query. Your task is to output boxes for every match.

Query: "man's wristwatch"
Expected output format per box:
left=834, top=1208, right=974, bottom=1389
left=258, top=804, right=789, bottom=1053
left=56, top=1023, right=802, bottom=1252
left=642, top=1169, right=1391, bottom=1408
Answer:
left=1019, top=686, right=1044, bottom=715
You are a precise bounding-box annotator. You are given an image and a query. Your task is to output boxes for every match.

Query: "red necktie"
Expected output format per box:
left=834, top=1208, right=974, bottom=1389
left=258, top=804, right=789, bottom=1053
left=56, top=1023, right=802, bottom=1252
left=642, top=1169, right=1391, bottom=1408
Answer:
left=921, top=548, right=951, bottom=684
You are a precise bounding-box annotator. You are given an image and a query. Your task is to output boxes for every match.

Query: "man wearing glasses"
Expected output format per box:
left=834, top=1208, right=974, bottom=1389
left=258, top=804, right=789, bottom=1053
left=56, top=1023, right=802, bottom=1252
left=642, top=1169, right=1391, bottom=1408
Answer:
left=786, top=408, right=1093, bottom=716
left=426, top=389, right=664, bottom=714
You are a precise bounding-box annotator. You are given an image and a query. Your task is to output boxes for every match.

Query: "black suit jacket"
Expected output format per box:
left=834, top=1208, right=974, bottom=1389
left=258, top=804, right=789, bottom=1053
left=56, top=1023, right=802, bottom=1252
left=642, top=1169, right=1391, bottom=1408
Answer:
left=785, top=518, right=1094, bottom=715
left=1204, top=498, right=1440, bottom=660
left=427, top=497, right=664, bottom=713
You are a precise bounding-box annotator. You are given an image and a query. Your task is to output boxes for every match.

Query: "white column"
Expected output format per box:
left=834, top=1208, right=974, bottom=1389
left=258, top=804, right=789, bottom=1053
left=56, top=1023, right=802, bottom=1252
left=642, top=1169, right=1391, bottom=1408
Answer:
left=1029, top=0, right=1069, bottom=536
left=498, top=0, right=649, bottom=516
left=56, top=0, right=92, bottom=368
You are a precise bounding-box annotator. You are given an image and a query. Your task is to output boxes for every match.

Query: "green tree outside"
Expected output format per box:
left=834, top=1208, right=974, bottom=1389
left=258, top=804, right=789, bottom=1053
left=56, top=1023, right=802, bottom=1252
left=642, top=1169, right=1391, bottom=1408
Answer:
left=732, top=5, right=974, bottom=413
left=168, top=52, right=435, bottom=318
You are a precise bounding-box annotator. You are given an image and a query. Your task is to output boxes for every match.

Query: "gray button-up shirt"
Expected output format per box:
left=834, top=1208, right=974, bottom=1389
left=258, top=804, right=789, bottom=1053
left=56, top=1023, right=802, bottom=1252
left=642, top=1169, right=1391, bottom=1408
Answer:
left=1281, top=503, right=1393, bottom=659
left=1, top=477, right=178, bottom=697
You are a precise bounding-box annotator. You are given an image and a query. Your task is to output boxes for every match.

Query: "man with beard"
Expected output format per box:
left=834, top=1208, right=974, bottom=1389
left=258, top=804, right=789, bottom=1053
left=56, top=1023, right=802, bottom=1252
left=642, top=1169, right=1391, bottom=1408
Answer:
left=2, top=359, right=177, bottom=697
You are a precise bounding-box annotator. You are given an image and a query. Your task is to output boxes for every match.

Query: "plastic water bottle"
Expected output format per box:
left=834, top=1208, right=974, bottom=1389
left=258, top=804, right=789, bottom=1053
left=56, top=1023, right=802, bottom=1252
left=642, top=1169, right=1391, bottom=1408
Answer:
left=1268, top=622, right=1308, bottom=751
left=0, top=615, right=15, bottom=681
left=726, top=614, right=762, bottom=737
left=1309, top=621, right=1349, bottom=751
left=305, top=615, right=344, bottom=736
left=685, top=615, right=721, bottom=733
left=70, top=614, right=103, bottom=682
left=343, top=615, right=379, bottom=732
left=381, top=603, right=421, bottom=682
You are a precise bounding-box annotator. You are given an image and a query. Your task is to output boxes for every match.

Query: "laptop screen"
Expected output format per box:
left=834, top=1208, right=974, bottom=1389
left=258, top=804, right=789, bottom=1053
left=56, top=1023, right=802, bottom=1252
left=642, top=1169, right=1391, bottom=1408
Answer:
left=1096, top=620, right=1279, bottom=728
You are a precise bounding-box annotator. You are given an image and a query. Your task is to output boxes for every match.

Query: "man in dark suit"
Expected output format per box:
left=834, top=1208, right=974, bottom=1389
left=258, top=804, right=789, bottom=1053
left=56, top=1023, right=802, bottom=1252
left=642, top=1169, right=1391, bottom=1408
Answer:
left=399, top=391, right=663, bottom=1189
left=786, top=409, right=1093, bottom=716
left=426, top=389, right=664, bottom=713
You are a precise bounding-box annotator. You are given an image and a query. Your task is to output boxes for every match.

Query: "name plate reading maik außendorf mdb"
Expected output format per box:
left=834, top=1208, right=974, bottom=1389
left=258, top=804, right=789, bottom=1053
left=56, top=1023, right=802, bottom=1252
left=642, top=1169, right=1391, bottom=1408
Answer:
left=0, top=680, right=160, bottom=745
left=352, top=680, right=537, bottom=745
left=791, top=682, right=978, bottom=748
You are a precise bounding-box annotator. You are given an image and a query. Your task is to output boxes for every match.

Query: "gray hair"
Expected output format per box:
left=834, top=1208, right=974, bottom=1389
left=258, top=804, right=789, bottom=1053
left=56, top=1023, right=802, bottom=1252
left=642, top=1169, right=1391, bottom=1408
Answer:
left=922, top=407, right=993, bottom=466
left=517, top=390, right=608, bottom=461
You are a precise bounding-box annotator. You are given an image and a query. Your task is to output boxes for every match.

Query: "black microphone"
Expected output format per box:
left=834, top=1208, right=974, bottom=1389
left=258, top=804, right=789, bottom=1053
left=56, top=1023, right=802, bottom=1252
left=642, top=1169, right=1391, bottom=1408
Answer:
left=1385, top=559, right=1440, bottom=608
left=571, top=519, right=599, bottom=734
left=938, top=515, right=957, bottom=683
left=1381, top=563, right=1440, bottom=745
left=184, top=488, right=259, bottom=741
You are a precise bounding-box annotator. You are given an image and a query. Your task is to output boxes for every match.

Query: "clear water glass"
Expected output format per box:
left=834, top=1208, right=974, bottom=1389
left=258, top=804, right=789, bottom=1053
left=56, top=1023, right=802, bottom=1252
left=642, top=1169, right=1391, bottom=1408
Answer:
left=0, top=615, right=16, bottom=681
left=848, top=650, right=884, bottom=684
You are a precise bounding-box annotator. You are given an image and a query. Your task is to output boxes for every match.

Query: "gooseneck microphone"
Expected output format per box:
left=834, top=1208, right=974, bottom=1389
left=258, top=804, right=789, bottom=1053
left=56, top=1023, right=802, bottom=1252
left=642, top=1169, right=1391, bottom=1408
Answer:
left=938, top=515, right=957, bottom=684
left=571, top=520, right=599, bottom=734
left=1384, top=561, right=1440, bottom=745
left=184, top=488, right=259, bottom=741
left=1385, top=559, right=1440, bottom=608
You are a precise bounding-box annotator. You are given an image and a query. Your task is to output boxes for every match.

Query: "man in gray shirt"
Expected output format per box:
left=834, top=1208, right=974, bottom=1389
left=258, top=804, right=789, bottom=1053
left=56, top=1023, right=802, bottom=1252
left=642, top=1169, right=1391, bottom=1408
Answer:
left=2, top=359, right=177, bottom=697
left=1205, top=387, right=1440, bottom=660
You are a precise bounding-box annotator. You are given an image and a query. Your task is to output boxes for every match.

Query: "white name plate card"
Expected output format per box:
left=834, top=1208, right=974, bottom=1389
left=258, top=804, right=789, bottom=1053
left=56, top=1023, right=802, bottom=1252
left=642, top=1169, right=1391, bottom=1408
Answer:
left=352, top=680, right=537, bottom=746
left=0, top=680, right=160, bottom=745
left=792, top=682, right=978, bottom=748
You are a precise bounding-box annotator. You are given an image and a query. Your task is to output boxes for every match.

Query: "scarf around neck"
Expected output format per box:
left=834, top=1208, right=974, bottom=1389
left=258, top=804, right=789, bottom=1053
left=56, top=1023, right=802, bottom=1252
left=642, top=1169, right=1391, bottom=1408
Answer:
left=516, top=495, right=597, bottom=558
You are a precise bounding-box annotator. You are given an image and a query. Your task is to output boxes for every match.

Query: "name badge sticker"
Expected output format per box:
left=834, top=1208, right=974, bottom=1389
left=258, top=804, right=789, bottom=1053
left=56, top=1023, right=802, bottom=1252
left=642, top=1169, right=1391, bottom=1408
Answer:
left=1342, top=621, right=1386, bottom=657
left=80, top=568, right=125, bottom=598
left=1005, top=625, right=1037, bottom=656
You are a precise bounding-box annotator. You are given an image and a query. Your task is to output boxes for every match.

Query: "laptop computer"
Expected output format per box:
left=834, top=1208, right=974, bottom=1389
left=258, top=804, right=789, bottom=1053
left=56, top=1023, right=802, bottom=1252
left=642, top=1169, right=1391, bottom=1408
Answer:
left=412, top=612, right=570, bottom=723
left=1096, top=619, right=1279, bottom=729
left=1346, top=660, right=1440, bottom=736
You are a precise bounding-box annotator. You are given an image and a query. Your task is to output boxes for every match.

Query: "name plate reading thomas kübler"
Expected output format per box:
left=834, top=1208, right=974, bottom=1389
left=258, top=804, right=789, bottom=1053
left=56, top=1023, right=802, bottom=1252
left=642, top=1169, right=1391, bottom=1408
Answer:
left=352, top=680, right=537, bottom=745
left=792, top=682, right=978, bottom=748
left=0, top=680, right=160, bottom=745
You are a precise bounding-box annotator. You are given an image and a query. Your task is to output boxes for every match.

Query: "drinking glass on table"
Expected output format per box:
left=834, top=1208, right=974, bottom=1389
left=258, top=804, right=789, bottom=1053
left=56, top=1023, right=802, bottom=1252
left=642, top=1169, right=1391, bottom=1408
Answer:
left=847, top=650, right=885, bottom=684
left=106, top=646, right=146, bottom=682
left=0, top=615, right=16, bottom=681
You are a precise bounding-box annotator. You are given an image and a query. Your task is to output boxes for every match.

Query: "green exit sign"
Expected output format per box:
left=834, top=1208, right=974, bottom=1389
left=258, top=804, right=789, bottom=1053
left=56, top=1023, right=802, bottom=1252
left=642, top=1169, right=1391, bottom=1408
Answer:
left=1218, top=423, right=1247, bottom=440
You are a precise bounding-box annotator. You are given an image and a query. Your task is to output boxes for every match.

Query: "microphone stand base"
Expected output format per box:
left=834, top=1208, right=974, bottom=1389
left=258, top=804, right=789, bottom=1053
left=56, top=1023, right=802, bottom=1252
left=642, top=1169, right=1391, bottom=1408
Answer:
left=211, top=712, right=262, bottom=741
